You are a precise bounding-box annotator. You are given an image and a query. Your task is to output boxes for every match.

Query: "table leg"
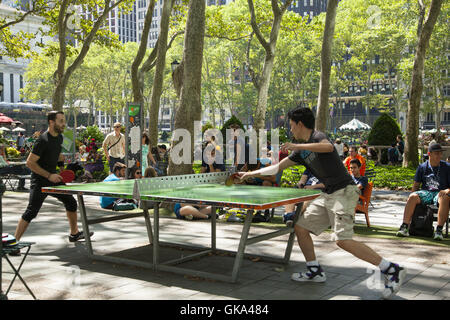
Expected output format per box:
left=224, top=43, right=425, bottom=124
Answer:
left=231, top=209, right=253, bottom=283
left=142, top=201, right=153, bottom=245
left=283, top=202, right=304, bottom=264
left=77, top=195, right=93, bottom=256
left=153, top=202, right=159, bottom=272
left=211, top=205, right=216, bottom=251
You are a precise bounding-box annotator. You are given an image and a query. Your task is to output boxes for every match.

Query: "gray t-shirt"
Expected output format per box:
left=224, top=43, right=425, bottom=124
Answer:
left=288, top=131, right=355, bottom=194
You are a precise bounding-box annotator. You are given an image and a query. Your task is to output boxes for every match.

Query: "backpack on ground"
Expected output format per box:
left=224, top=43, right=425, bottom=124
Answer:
left=409, top=203, right=434, bottom=237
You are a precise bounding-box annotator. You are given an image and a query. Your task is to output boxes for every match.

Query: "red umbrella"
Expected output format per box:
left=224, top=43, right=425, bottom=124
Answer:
left=0, top=113, right=14, bottom=124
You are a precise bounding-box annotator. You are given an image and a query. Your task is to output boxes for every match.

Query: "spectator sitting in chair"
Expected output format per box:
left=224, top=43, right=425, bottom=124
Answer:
left=396, top=143, right=450, bottom=241
left=99, top=162, right=127, bottom=209
left=349, top=159, right=368, bottom=194
left=283, top=169, right=324, bottom=227
left=128, top=166, right=143, bottom=179
left=343, top=146, right=366, bottom=176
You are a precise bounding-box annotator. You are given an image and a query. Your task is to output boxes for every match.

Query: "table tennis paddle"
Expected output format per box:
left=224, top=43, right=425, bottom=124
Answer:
left=60, top=169, right=75, bottom=183
left=225, top=173, right=238, bottom=187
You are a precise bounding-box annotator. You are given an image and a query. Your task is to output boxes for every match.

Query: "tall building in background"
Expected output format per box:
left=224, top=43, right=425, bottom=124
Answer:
left=105, top=1, right=137, bottom=44
left=288, top=0, right=328, bottom=18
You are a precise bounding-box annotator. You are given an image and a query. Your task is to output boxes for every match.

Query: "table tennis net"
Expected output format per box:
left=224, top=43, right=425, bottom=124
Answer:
left=132, top=172, right=230, bottom=200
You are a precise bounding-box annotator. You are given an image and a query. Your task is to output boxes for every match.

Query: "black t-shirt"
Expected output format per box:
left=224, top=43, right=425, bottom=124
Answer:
left=31, top=131, right=63, bottom=183
left=288, top=131, right=355, bottom=194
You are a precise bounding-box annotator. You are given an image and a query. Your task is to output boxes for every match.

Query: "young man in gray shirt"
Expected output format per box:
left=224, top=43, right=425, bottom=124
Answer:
left=237, top=106, right=406, bottom=299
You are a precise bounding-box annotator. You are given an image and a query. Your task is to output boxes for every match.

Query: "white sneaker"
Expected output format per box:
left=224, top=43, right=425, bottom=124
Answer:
left=382, top=263, right=407, bottom=299
left=396, top=224, right=409, bottom=237
left=291, top=265, right=326, bottom=283
left=433, top=229, right=443, bottom=241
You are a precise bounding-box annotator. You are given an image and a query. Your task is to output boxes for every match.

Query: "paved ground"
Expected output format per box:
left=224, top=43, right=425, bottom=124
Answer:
left=1, top=187, right=449, bottom=302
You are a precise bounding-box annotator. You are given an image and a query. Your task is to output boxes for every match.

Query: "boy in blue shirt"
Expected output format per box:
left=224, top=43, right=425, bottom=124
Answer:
left=349, top=159, right=368, bottom=194
left=396, top=143, right=450, bottom=240
left=100, top=162, right=127, bottom=209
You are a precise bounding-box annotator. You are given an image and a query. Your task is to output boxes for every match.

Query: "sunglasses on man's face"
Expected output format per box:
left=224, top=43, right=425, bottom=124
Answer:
left=136, top=172, right=142, bottom=174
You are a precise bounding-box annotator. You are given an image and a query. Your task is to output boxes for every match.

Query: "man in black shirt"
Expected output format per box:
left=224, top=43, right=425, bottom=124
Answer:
left=237, top=106, right=406, bottom=299
left=12, top=111, right=93, bottom=252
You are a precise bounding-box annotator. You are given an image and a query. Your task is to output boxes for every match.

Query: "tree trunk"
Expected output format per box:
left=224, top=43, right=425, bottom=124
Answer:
left=404, top=0, right=443, bottom=168
left=315, top=0, right=338, bottom=131
left=148, top=0, right=175, bottom=147
left=130, top=0, right=156, bottom=129
left=168, top=0, right=205, bottom=176
left=52, top=0, right=129, bottom=111
left=248, top=0, right=292, bottom=132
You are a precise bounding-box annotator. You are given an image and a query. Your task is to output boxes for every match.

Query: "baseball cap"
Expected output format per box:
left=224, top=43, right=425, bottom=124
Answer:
left=428, top=143, right=443, bottom=153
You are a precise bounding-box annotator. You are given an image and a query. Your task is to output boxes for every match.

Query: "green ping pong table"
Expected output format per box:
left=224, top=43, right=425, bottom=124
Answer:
left=42, top=172, right=320, bottom=283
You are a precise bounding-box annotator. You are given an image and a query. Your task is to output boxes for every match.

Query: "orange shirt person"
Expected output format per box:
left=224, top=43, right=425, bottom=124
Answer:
left=343, top=146, right=366, bottom=176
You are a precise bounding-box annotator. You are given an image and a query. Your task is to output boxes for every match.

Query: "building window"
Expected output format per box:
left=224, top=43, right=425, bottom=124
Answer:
left=426, top=113, right=434, bottom=122
left=444, top=112, right=450, bottom=122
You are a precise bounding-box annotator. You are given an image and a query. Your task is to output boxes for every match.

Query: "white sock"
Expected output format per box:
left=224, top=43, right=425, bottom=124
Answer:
left=378, top=258, right=391, bottom=273
left=306, top=260, right=320, bottom=267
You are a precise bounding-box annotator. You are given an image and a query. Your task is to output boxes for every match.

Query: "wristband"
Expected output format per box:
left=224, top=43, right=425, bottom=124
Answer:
left=299, top=183, right=305, bottom=188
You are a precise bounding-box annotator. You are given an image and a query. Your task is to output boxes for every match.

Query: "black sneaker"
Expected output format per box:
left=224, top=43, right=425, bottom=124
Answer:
left=69, top=231, right=94, bottom=242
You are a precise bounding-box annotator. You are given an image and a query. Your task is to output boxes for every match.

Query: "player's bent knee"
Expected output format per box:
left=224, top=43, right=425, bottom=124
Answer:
left=408, top=193, right=420, bottom=203
left=294, top=224, right=309, bottom=236
left=22, top=210, right=38, bottom=223
left=63, top=197, right=78, bottom=212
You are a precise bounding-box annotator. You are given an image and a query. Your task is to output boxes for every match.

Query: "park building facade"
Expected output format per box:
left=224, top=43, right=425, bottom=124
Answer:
left=0, top=2, right=52, bottom=106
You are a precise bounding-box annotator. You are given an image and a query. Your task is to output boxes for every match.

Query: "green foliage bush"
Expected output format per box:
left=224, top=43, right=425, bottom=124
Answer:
left=279, top=160, right=415, bottom=190
left=367, top=113, right=401, bottom=146
left=6, top=147, right=21, bottom=159
left=79, top=126, right=105, bottom=146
